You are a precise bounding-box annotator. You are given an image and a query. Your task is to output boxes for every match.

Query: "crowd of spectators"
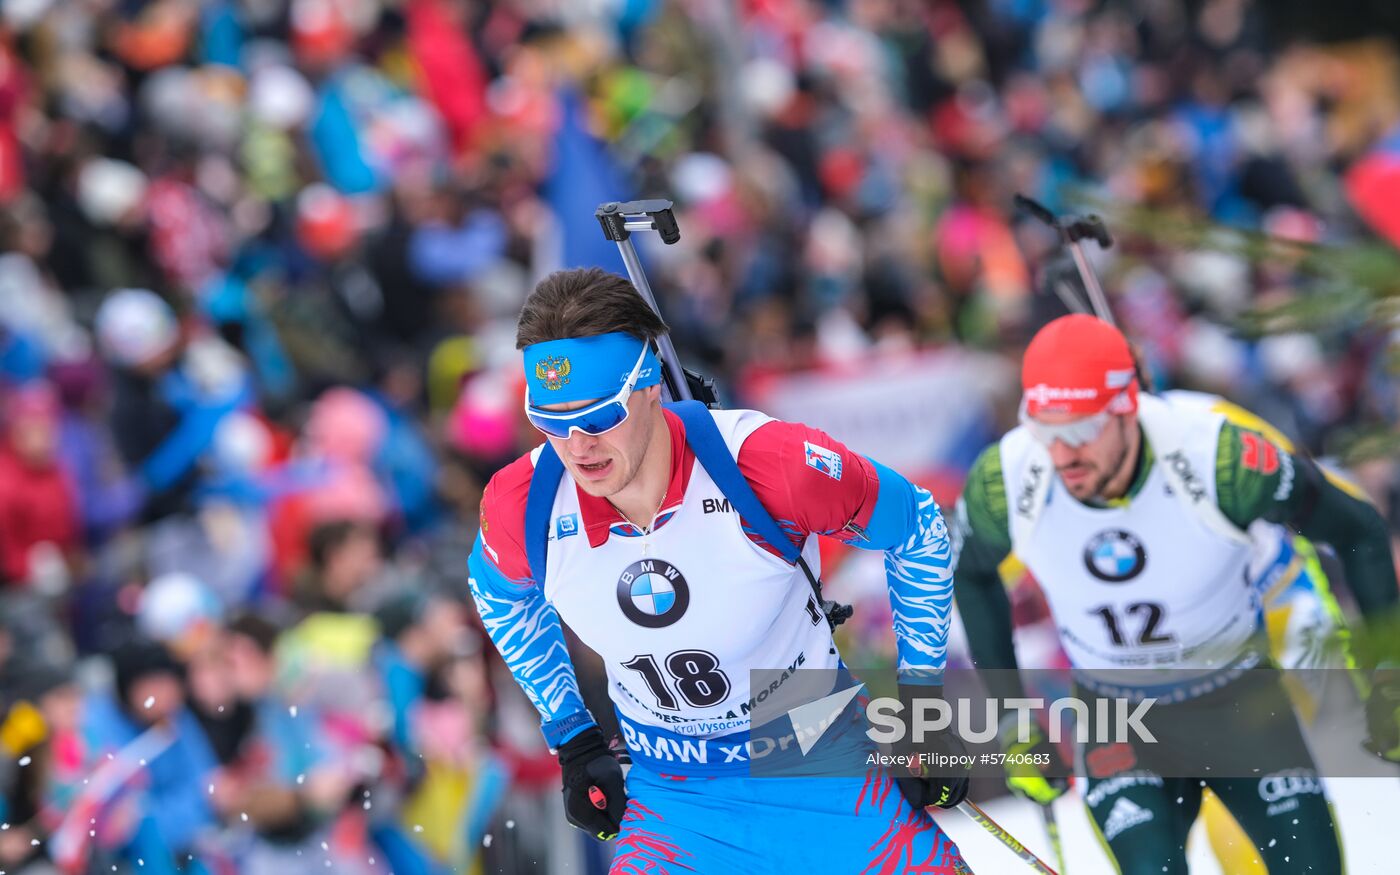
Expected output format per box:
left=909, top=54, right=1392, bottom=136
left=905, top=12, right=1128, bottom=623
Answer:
left=0, top=1, right=1397, bottom=873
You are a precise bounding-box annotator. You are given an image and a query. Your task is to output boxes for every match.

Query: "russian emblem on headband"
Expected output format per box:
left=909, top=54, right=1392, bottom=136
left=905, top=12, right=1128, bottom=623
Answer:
left=536, top=356, right=571, bottom=391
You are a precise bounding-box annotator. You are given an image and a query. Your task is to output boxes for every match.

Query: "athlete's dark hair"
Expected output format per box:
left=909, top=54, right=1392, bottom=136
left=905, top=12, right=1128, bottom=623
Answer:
left=515, top=267, right=669, bottom=349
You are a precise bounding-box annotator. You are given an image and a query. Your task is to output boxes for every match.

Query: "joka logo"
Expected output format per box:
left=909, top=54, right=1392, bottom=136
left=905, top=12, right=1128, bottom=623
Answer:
left=1084, top=529, right=1147, bottom=582
left=617, top=559, right=690, bottom=628
left=1016, top=463, right=1045, bottom=518
left=1162, top=450, right=1208, bottom=503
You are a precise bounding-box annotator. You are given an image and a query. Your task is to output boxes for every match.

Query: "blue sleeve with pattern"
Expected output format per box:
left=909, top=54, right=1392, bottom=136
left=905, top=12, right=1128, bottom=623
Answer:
left=467, top=536, right=595, bottom=747
left=852, top=459, right=954, bottom=683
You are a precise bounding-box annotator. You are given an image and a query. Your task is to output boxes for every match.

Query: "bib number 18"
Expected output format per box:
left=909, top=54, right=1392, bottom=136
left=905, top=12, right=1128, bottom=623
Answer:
left=622, top=649, right=731, bottom=710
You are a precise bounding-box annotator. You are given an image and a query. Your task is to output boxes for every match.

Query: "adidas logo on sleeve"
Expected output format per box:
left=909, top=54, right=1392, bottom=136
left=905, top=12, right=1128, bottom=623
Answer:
left=1103, top=797, right=1155, bottom=840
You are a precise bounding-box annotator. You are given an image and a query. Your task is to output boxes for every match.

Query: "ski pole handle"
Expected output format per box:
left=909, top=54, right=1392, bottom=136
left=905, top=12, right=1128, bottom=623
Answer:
left=1067, top=215, right=1113, bottom=249
left=1013, top=192, right=1117, bottom=327
left=1013, top=194, right=1113, bottom=250
left=596, top=198, right=680, bottom=245
left=953, top=800, right=1059, bottom=874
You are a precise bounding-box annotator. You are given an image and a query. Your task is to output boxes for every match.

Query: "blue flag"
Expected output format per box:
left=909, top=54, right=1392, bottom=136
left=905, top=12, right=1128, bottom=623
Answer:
left=544, top=89, right=632, bottom=274
left=310, top=75, right=379, bottom=195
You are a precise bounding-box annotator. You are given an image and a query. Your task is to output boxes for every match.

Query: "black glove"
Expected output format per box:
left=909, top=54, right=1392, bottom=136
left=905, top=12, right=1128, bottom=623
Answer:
left=558, top=726, right=627, bottom=840
left=890, top=684, right=972, bottom=811
left=1364, top=666, right=1400, bottom=762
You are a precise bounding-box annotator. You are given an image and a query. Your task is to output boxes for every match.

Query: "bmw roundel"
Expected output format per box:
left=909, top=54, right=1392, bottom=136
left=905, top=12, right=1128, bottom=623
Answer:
left=617, top=559, right=690, bottom=628
left=1083, top=530, right=1147, bottom=582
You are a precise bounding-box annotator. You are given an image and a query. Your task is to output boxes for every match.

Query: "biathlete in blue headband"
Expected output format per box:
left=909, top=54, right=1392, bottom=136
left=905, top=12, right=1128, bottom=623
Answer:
left=467, top=267, right=975, bottom=873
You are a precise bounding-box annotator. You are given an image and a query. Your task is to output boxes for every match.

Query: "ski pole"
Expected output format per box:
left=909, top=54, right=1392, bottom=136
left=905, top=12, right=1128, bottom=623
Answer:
left=1012, top=193, right=1161, bottom=392
left=1041, top=802, right=1068, bottom=874
left=1013, top=193, right=1117, bottom=327
left=1047, top=272, right=1090, bottom=317
left=953, top=799, right=1060, bottom=874
left=595, top=199, right=718, bottom=405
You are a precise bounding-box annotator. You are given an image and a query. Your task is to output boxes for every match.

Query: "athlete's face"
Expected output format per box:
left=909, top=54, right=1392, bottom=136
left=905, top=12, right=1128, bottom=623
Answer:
left=1038, top=410, right=1136, bottom=501
left=542, top=385, right=663, bottom=499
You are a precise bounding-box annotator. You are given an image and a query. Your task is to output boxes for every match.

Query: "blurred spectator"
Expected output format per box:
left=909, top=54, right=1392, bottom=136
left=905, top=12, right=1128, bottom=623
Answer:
left=76, top=639, right=217, bottom=873
left=290, top=519, right=387, bottom=616
left=373, top=588, right=469, bottom=757
left=209, top=613, right=362, bottom=873
left=0, top=382, right=79, bottom=590
left=375, top=590, right=506, bottom=872
left=95, top=288, right=251, bottom=524
left=274, top=521, right=391, bottom=861
left=267, top=387, right=391, bottom=574
left=0, top=633, right=75, bottom=875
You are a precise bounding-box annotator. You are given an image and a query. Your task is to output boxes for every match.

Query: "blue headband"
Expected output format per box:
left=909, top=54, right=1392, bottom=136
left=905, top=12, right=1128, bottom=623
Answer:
left=523, top=332, right=661, bottom=406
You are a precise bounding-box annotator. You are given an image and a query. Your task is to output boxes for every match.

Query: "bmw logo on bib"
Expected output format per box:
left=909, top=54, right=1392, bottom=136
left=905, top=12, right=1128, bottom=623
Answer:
left=1084, top=529, right=1147, bottom=582
left=617, top=559, right=690, bottom=628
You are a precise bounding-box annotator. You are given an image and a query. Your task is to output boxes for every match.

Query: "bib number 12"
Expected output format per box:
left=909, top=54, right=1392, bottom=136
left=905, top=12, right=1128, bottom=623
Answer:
left=622, top=649, right=731, bottom=710
left=1091, top=601, right=1175, bottom=647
